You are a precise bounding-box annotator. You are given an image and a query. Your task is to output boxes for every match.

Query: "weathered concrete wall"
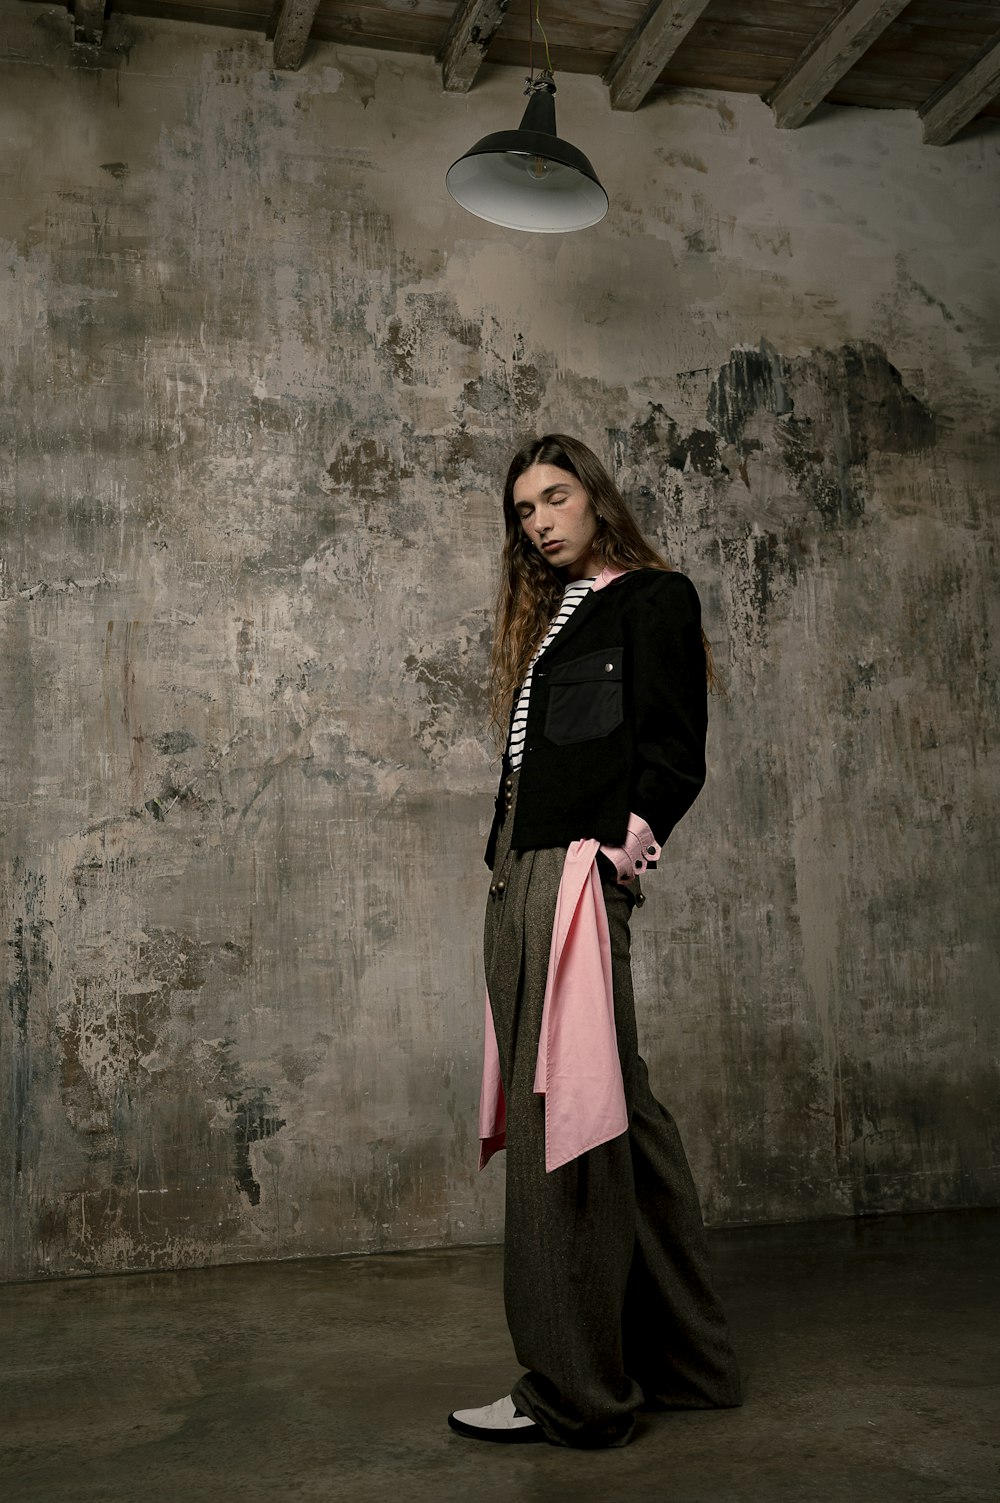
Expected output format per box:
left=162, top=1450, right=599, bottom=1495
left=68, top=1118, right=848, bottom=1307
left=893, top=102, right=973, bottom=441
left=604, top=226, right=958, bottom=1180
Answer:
left=1, top=3, right=998, bottom=1280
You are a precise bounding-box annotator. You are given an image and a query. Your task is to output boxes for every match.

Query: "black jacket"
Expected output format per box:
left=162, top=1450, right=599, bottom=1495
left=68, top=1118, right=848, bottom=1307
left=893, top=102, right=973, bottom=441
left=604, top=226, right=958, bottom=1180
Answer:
left=485, top=568, right=708, bottom=868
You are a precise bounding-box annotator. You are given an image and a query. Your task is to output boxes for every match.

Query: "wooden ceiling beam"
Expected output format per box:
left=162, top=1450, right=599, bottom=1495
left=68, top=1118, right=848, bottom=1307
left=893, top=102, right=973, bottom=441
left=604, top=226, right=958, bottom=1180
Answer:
left=919, top=30, right=1000, bottom=145
left=273, top=0, right=321, bottom=71
left=440, top=0, right=510, bottom=94
left=766, top=0, right=911, bottom=130
left=605, top=0, right=713, bottom=113
left=73, top=0, right=106, bottom=45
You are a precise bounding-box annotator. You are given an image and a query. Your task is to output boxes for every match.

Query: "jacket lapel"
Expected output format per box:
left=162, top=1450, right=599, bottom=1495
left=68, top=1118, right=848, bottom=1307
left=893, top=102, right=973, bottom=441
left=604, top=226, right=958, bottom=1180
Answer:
left=536, top=566, right=630, bottom=663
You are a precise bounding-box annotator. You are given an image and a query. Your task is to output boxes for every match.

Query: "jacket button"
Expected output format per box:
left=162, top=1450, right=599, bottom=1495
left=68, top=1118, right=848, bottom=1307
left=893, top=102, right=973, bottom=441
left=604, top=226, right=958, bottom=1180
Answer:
left=646, top=845, right=656, bottom=855
left=496, top=879, right=506, bottom=894
left=605, top=662, right=614, bottom=672
left=489, top=884, right=497, bottom=897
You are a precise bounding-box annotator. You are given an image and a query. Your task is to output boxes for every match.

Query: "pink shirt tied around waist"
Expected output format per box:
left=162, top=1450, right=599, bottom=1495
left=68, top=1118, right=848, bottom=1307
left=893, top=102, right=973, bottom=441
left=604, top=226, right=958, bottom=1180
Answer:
left=478, top=566, right=662, bottom=1173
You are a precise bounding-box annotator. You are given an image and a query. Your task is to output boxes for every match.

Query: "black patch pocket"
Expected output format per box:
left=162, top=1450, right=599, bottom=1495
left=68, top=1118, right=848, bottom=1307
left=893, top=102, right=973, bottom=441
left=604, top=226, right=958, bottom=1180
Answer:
left=542, top=648, right=624, bottom=745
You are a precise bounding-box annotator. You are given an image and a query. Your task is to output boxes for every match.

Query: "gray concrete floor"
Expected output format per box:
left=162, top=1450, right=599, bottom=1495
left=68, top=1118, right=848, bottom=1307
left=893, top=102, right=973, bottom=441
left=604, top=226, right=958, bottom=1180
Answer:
left=1, top=1209, right=997, bottom=1503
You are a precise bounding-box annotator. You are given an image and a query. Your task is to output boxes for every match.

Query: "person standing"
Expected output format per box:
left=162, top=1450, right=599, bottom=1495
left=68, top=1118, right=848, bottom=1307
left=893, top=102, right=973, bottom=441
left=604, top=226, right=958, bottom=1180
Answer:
left=448, top=435, right=742, bottom=1449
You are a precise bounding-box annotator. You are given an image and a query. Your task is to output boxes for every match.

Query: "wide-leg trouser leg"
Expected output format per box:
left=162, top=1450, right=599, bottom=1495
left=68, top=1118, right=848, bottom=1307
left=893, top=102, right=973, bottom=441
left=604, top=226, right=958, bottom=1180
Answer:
left=488, top=851, right=642, bottom=1447
left=608, top=888, right=743, bottom=1412
left=483, top=799, right=740, bottom=1448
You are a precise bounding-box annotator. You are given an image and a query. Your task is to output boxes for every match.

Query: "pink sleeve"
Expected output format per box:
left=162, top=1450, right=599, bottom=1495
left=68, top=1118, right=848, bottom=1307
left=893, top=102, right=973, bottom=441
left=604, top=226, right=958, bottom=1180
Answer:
left=598, top=813, right=661, bottom=884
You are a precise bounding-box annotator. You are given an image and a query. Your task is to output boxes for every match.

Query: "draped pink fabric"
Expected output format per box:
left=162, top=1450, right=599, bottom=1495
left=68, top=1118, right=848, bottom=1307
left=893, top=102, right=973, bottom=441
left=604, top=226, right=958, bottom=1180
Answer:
left=478, top=839, right=628, bottom=1172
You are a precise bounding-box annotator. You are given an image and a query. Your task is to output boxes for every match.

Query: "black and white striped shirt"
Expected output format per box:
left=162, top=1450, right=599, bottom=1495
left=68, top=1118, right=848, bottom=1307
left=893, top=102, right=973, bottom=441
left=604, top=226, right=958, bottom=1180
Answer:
left=507, top=579, right=595, bottom=771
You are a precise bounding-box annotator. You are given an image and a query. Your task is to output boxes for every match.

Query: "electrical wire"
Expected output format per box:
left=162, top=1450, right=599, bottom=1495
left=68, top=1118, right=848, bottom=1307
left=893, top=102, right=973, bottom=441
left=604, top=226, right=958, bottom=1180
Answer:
left=535, top=0, right=553, bottom=75
left=527, top=0, right=553, bottom=86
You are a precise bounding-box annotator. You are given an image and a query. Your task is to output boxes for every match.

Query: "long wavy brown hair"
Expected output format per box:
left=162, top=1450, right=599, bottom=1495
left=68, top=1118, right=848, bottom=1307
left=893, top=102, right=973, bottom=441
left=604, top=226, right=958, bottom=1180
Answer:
left=488, top=433, right=718, bottom=741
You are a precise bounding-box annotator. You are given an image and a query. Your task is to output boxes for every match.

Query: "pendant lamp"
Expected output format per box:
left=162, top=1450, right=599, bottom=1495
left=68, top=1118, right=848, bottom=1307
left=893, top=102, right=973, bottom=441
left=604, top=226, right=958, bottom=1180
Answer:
left=446, top=71, right=608, bottom=234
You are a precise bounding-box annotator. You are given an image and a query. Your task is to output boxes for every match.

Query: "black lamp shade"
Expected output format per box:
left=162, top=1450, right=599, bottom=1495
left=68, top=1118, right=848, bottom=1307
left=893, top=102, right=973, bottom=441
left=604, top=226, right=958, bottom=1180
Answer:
left=446, top=83, right=608, bottom=233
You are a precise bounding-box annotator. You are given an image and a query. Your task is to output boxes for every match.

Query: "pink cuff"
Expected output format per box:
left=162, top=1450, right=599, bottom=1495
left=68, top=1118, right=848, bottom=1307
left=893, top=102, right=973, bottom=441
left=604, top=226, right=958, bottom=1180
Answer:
left=598, top=814, right=661, bottom=884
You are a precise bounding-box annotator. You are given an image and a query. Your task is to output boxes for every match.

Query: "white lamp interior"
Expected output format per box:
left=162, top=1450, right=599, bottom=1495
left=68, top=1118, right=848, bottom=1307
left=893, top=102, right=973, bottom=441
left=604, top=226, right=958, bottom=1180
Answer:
left=446, top=151, right=608, bottom=233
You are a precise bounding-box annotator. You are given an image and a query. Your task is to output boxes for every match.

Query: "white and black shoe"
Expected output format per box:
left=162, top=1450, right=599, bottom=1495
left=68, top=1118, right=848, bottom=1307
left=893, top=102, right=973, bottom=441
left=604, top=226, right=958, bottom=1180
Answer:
left=447, top=1393, right=545, bottom=1444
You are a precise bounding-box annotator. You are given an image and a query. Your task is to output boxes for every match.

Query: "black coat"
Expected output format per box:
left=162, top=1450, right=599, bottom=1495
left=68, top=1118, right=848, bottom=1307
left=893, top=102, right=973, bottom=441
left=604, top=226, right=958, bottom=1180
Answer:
left=485, top=568, right=709, bottom=868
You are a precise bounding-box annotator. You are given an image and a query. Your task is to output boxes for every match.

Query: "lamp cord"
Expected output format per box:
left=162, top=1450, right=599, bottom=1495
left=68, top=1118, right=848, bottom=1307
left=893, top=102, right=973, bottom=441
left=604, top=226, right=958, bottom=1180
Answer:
left=526, top=0, right=553, bottom=89
left=536, top=1, right=552, bottom=74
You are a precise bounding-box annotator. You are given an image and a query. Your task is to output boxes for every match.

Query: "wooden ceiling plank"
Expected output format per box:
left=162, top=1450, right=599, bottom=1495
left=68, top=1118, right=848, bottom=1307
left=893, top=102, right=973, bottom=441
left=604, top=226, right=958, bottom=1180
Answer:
left=920, top=30, right=1000, bottom=144
left=73, top=0, right=106, bottom=44
left=907, top=0, right=1000, bottom=31
left=273, top=0, right=321, bottom=69
left=766, top=0, right=911, bottom=129
left=439, top=0, right=510, bottom=93
left=606, top=0, right=714, bottom=112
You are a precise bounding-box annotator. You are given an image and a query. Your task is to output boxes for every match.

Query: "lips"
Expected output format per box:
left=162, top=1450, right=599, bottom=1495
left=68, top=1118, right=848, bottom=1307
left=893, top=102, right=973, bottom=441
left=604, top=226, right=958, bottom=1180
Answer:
left=542, top=541, right=563, bottom=553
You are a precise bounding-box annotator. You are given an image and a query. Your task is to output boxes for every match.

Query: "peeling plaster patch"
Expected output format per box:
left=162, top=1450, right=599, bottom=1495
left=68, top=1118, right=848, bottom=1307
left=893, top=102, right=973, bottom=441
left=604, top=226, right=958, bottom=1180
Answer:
left=338, top=53, right=378, bottom=109
left=381, top=318, right=417, bottom=384
left=373, top=293, right=483, bottom=394
left=6, top=870, right=50, bottom=1040
left=708, top=342, right=794, bottom=446
left=461, top=375, right=512, bottom=417
left=236, top=617, right=256, bottom=686
left=138, top=726, right=251, bottom=826
left=54, top=927, right=246, bottom=1133
left=511, top=363, right=543, bottom=416
left=326, top=439, right=411, bottom=504
left=225, top=1085, right=287, bottom=1206
left=10, top=573, right=119, bottom=602
left=277, top=1038, right=330, bottom=1088
left=152, top=730, right=198, bottom=756
left=703, top=341, right=935, bottom=529
left=607, top=341, right=939, bottom=688
left=684, top=228, right=716, bottom=255
left=59, top=973, right=171, bottom=1120
left=658, top=89, right=738, bottom=133
left=657, top=149, right=709, bottom=174
left=615, top=401, right=725, bottom=481
left=403, top=616, right=491, bottom=762
left=6, top=870, right=53, bottom=1183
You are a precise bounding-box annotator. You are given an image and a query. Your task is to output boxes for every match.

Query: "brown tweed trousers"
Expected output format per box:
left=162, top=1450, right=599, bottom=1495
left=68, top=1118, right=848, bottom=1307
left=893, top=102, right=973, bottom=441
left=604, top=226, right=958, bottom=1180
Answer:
left=484, top=769, right=743, bottom=1449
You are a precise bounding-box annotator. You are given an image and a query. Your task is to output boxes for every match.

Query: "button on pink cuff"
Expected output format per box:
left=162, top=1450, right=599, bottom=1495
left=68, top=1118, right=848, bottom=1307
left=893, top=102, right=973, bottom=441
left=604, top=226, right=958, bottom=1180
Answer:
left=598, top=812, right=661, bottom=883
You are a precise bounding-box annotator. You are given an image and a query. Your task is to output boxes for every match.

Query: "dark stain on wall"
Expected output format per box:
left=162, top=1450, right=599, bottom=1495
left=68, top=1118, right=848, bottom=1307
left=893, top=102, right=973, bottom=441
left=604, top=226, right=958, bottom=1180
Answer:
left=152, top=729, right=198, bottom=757
left=615, top=342, right=937, bottom=626
left=226, top=1085, right=287, bottom=1206
left=707, top=342, right=794, bottom=445
left=327, top=439, right=409, bottom=501
left=6, top=870, right=49, bottom=1041
left=6, top=871, right=53, bottom=1182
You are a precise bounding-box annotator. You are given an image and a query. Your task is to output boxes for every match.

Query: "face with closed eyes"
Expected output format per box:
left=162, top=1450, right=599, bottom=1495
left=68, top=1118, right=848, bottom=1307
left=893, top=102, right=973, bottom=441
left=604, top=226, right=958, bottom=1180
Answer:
left=512, top=463, right=601, bottom=582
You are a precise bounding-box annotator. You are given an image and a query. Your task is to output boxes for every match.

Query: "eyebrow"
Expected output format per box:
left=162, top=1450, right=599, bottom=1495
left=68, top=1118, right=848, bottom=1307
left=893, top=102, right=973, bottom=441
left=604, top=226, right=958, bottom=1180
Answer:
left=515, top=483, right=569, bottom=507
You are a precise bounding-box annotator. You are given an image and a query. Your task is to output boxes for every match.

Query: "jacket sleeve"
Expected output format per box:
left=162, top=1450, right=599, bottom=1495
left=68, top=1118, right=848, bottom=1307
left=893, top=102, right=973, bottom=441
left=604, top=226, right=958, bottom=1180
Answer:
left=627, top=571, right=708, bottom=844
